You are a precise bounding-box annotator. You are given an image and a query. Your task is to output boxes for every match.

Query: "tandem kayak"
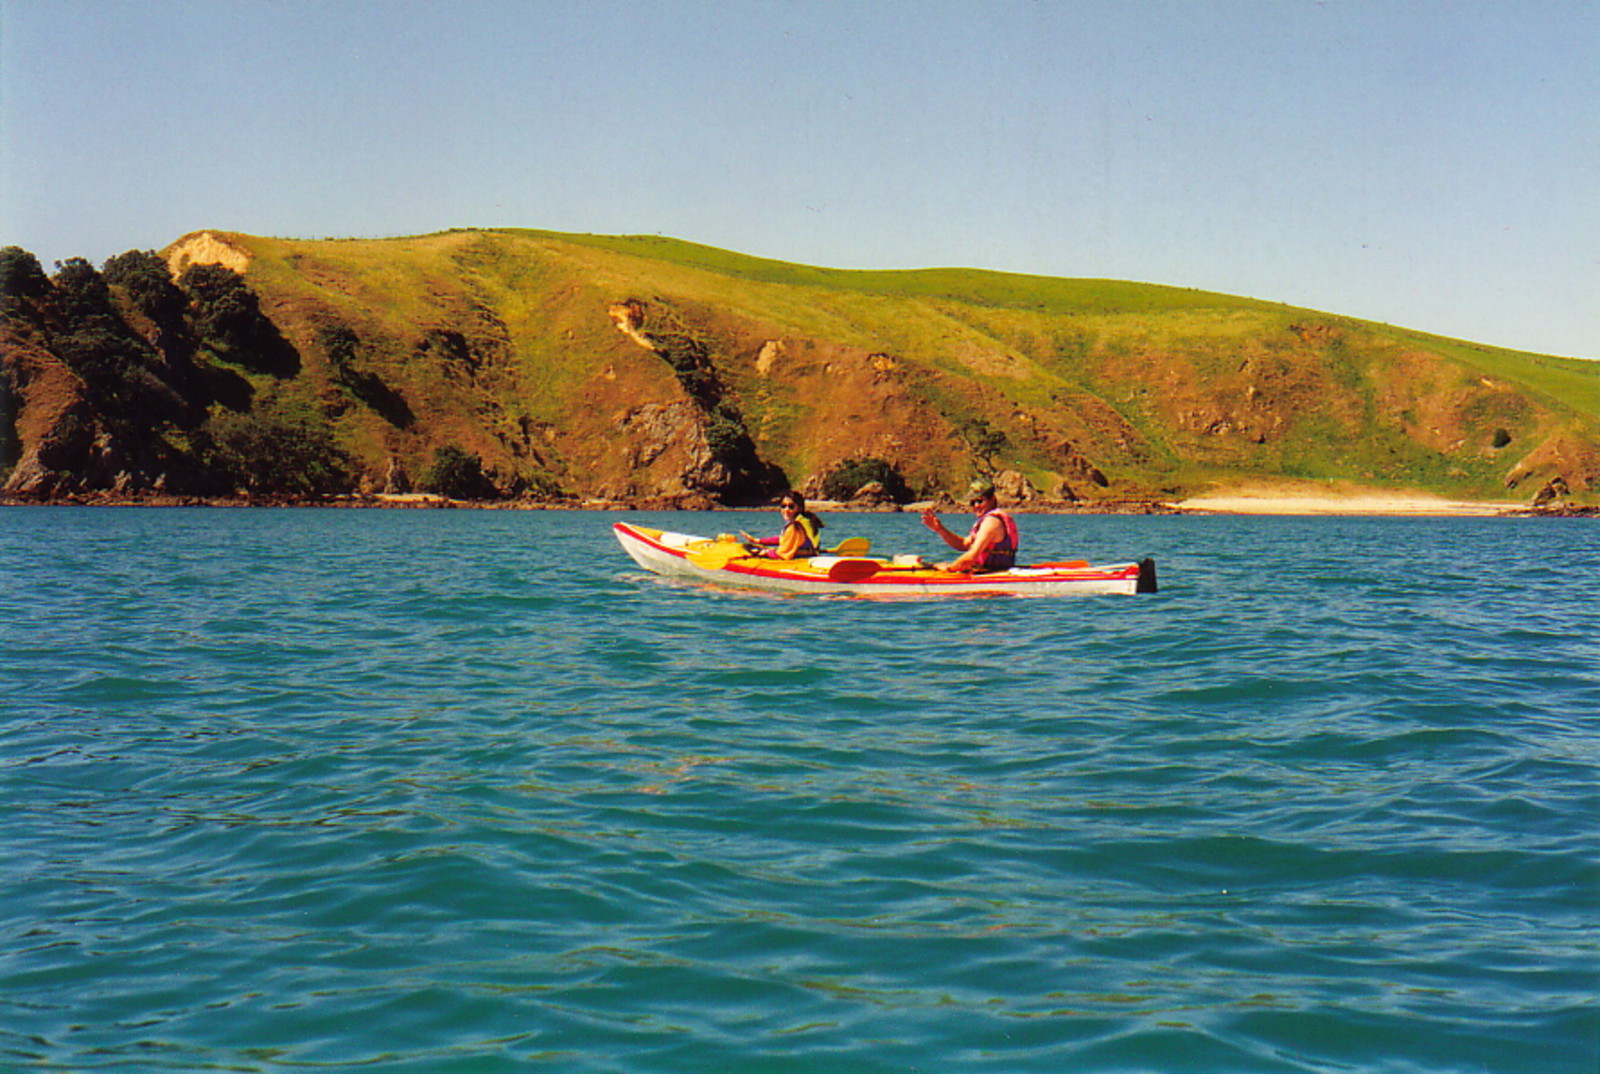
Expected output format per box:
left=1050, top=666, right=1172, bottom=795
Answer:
left=613, top=522, right=1157, bottom=597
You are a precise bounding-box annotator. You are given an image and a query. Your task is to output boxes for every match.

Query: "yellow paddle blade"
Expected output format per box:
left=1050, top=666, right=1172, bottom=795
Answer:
left=687, top=543, right=754, bottom=570
left=831, top=537, right=871, bottom=555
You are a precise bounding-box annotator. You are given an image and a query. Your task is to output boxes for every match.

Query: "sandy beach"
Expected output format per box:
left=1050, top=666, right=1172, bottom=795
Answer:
left=1174, top=490, right=1525, bottom=516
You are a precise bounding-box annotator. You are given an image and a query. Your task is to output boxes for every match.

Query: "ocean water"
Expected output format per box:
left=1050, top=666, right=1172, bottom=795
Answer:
left=1, top=506, right=1596, bottom=1074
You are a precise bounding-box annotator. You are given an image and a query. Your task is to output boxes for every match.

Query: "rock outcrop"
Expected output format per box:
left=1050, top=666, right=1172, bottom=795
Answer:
left=605, top=297, right=787, bottom=501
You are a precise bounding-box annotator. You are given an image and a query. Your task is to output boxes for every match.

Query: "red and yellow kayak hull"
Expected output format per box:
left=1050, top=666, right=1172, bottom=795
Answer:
left=613, top=522, right=1156, bottom=597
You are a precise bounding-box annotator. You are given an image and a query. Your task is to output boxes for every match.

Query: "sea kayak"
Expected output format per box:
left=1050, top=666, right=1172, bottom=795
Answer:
left=613, top=522, right=1157, bottom=597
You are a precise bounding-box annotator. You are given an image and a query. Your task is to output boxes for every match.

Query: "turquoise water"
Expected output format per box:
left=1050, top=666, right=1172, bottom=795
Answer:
left=2, top=506, right=1596, bottom=1073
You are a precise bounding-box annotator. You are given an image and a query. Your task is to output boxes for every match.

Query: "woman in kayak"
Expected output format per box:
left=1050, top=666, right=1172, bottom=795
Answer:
left=921, top=480, right=1018, bottom=572
left=741, top=492, right=825, bottom=559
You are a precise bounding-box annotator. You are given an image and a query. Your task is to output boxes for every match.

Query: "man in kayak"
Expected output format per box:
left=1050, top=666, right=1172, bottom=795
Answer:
left=740, top=492, right=825, bottom=559
left=921, top=480, right=1019, bottom=572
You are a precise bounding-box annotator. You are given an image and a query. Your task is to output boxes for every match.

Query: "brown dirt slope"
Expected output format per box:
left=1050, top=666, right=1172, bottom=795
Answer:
left=3, top=228, right=1596, bottom=507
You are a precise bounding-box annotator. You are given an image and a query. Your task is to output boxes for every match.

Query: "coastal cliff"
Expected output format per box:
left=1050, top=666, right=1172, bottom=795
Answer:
left=3, top=229, right=1597, bottom=508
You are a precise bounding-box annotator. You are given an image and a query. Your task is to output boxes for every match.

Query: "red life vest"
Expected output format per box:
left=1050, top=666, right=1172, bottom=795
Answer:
left=967, top=509, right=1018, bottom=570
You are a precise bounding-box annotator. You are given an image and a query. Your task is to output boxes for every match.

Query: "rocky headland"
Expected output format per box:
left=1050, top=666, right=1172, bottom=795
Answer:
left=4, top=229, right=1596, bottom=514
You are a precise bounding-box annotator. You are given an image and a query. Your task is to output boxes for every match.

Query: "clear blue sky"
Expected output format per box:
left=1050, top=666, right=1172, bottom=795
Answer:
left=3, top=0, right=1595, bottom=358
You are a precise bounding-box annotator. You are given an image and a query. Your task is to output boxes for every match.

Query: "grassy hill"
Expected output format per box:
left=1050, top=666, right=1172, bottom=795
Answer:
left=5, top=228, right=1597, bottom=506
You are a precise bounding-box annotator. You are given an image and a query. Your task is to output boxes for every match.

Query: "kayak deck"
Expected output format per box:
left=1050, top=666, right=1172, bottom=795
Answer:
left=613, top=522, right=1156, bottom=597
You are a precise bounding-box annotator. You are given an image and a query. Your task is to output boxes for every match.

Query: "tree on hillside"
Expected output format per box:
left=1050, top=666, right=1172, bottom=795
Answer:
left=48, top=258, right=161, bottom=387
left=957, top=417, right=1009, bottom=478
left=0, top=381, right=18, bottom=477
left=50, top=258, right=119, bottom=325
left=103, top=250, right=191, bottom=343
left=200, top=410, right=355, bottom=496
left=424, top=445, right=497, bottom=499
left=179, top=263, right=299, bottom=376
left=315, top=321, right=415, bottom=428
left=0, top=247, right=50, bottom=306
left=821, top=456, right=911, bottom=502
left=0, top=254, right=209, bottom=489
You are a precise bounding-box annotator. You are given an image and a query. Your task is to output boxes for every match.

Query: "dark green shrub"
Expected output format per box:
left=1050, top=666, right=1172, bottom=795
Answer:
left=957, top=417, right=1008, bottom=476
left=0, top=246, right=50, bottom=304
left=103, top=250, right=189, bottom=331
left=202, top=411, right=354, bottom=495
left=703, top=411, right=749, bottom=460
left=316, top=323, right=413, bottom=428
left=1, top=366, right=19, bottom=477
left=317, top=323, right=361, bottom=372
left=50, top=258, right=118, bottom=325
left=821, top=457, right=910, bottom=502
left=424, top=445, right=496, bottom=499
left=179, top=264, right=299, bottom=376
left=45, top=259, right=166, bottom=387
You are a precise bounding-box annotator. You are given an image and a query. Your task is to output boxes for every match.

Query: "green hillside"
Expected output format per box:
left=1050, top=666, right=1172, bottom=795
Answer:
left=518, top=228, right=1600, bottom=414
left=3, top=229, right=1596, bottom=506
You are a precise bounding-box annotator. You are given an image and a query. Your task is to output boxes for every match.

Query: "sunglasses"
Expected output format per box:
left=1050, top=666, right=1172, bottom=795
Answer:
left=780, top=502, right=800, bottom=510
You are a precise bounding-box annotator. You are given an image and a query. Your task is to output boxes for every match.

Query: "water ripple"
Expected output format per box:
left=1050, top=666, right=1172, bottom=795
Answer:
left=1, top=508, right=1596, bottom=1072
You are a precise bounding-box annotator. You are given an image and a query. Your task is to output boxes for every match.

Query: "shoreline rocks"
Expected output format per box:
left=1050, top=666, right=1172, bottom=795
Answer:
left=1, top=488, right=1590, bottom=517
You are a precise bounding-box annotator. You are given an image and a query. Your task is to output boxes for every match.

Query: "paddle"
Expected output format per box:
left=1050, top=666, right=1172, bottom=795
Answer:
left=688, top=535, right=869, bottom=572
left=685, top=538, right=755, bottom=570
left=692, top=535, right=868, bottom=570
left=687, top=548, right=745, bottom=570
left=826, top=558, right=926, bottom=582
